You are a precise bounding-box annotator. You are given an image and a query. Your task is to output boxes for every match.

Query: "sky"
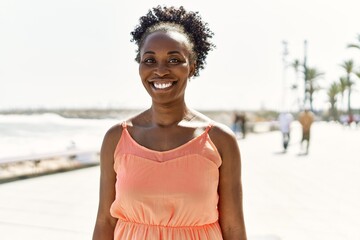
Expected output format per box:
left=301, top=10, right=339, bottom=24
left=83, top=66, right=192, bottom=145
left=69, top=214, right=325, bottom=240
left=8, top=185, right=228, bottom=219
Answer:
left=1, top=0, right=360, bottom=112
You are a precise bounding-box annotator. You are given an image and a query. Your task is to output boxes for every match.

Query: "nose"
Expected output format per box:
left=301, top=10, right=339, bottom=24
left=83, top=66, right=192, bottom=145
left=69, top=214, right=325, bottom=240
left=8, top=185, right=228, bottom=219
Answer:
left=154, top=62, right=170, bottom=77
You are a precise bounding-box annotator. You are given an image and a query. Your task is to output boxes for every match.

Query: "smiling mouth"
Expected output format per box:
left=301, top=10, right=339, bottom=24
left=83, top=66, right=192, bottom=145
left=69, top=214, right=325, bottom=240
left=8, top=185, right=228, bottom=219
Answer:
left=152, top=82, right=176, bottom=89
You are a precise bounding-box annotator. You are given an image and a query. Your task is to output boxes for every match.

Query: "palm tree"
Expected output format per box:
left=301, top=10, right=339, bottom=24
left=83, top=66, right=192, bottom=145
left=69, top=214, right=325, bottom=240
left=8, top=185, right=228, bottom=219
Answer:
left=355, top=70, right=360, bottom=81
left=347, top=34, right=360, bottom=50
left=340, top=60, right=355, bottom=116
left=304, top=67, right=324, bottom=111
left=327, top=82, right=340, bottom=121
left=355, top=70, right=360, bottom=108
left=338, top=76, right=348, bottom=113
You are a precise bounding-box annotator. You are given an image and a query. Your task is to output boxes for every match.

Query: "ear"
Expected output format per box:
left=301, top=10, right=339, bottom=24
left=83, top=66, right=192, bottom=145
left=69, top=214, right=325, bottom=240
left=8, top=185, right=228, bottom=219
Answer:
left=189, top=61, right=196, bottom=78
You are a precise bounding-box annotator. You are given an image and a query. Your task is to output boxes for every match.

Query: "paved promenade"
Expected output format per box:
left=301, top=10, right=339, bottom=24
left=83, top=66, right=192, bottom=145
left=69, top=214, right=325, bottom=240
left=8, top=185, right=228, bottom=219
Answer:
left=0, top=121, right=359, bottom=240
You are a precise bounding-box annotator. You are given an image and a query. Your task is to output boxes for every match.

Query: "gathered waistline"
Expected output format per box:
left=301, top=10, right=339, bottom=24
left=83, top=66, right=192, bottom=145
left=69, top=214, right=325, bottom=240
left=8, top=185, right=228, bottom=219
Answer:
left=118, top=220, right=220, bottom=229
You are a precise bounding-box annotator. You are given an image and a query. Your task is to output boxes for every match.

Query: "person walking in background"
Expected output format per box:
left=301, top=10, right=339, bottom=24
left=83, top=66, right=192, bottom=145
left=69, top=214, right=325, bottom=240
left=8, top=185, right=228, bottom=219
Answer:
left=92, top=6, right=247, bottom=240
left=239, top=113, right=247, bottom=139
left=232, top=112, right=246, bottom=139
left=232, top=112, right=241, bottom=137
left=278, top=111, right=293, bottom=152
left=298, top=109, right=315, bottom=154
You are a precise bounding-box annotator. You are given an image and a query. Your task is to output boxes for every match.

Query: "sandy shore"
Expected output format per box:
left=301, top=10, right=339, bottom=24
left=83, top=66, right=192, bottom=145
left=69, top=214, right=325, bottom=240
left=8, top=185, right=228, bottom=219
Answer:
left=0, top=121, right=359, bottom=239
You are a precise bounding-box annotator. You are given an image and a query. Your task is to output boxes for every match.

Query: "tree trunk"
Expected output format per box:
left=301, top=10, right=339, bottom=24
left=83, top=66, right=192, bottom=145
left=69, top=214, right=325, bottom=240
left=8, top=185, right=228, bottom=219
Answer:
left=348, top=87, right=352, bottom=116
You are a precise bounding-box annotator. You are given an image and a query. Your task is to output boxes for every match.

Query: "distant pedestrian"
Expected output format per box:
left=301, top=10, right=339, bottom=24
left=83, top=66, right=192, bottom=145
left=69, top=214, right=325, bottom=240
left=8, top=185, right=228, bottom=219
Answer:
left=239, top=113, right=247, bottom=139
left=298, top=109, right=315, bottom=154
left=232, top=112, right=241, bottom=135
left=232, top=112, right=247, bottom=139
left=278, top=112, right=293, bottom=152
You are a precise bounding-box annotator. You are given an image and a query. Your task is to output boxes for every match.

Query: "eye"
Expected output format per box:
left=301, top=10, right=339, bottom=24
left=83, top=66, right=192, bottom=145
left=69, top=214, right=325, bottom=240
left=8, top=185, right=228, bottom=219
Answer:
left=169, top=58, right=181, bottom=64
left=143, top=58, right=155, bottom=64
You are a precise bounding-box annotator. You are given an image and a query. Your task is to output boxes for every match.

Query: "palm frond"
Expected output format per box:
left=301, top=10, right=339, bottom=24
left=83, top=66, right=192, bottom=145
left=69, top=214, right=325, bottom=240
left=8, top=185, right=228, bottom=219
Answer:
left=339, top=76, right=348, bottom=92
left=347, top=34, right=360, bottom=49
left=354, top=71, right=360, bottom=79
left=327, top=82, right=340, bottom=98
left=347, top=44, right=360, bottom=49
left=305, top=67, right=324, bottom=81
left=340, top=59, right=355, bottom=74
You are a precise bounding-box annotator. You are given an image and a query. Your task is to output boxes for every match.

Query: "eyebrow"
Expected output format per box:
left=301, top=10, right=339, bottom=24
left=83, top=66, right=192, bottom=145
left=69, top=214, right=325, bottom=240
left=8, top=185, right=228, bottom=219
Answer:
left=143, top=51, right=155, bottom=55
left=142, top=50, right=182, bottom=55
left=167, top=51, right=181, bottom=55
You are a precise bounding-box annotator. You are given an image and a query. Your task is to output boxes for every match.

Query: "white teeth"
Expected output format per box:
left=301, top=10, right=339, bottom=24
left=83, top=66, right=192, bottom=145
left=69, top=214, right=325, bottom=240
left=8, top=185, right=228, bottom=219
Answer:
left=153, top=82, right=173, bottom=89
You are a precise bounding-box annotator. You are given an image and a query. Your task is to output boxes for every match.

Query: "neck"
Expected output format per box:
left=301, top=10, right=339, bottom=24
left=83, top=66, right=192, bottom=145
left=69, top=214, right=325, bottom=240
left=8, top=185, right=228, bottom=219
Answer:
left=149, top=103, right=193, bottom=127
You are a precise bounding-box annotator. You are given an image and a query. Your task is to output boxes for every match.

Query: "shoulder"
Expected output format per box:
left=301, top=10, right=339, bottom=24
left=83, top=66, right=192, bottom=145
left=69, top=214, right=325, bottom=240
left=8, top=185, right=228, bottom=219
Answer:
left=184, top=110, right=238, bottom=148
left=209, top=121, right=237, bottom=142
left=102, top=123, right=123, bottom=151
left=102, top=109, right=146, bottom=148
left=190, top=110, right=236, bottom=141
left=208, top=121, right=239, bottom=158
left=103, top=110, right=150, bottom=144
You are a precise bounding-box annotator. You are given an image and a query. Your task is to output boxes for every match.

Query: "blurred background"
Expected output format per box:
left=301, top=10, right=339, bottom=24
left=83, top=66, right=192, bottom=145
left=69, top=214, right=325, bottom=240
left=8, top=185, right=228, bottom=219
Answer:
left=1, top=0, right=360, bottom=239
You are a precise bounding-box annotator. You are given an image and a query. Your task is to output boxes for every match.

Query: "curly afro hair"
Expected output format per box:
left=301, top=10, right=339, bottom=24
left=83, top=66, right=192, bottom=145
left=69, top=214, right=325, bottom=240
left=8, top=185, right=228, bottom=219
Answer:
left=130, top=5, right=215, bottom=77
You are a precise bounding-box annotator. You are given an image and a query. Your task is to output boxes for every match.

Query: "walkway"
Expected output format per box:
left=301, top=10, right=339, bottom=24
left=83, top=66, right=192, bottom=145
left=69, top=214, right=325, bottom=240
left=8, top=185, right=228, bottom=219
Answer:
left=0, top=121, right=359, bottom=240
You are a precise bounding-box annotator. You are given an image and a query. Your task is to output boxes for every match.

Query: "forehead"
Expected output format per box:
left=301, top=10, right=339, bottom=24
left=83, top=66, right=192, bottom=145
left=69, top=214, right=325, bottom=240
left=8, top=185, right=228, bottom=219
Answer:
left=140, top=31, right=192, bottom=54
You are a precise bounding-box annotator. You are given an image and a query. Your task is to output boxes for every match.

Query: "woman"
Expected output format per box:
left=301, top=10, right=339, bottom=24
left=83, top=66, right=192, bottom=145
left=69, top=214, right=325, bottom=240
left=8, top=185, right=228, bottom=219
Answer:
left=93, top=6, right=247, bottom=240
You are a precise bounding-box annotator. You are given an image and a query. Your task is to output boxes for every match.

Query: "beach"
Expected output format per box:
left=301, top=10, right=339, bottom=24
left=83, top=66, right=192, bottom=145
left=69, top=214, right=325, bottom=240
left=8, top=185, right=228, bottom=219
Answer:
left=0, top=121, right=359, bottom=239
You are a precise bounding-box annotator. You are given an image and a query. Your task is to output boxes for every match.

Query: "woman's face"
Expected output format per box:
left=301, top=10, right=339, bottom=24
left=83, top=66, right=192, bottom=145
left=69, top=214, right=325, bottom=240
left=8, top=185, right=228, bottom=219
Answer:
left=139, top=30, right=195, bottom=104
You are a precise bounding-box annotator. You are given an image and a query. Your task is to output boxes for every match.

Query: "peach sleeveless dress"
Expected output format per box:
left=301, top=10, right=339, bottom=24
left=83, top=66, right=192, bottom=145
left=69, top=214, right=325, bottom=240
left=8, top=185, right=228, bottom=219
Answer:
left=110, top=122, right=223, bottom=239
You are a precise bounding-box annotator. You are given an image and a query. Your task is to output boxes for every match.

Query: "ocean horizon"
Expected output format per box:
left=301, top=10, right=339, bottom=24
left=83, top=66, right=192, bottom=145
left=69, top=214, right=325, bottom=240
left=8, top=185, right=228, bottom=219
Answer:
left=0, top=109, right=283, bottom=163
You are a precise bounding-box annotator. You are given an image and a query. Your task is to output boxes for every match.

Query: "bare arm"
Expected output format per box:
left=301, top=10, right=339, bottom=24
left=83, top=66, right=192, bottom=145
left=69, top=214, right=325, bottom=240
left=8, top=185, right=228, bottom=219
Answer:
left=210, top=124, right=247, bottom=240
left=92, top=125, right=121, bottom=240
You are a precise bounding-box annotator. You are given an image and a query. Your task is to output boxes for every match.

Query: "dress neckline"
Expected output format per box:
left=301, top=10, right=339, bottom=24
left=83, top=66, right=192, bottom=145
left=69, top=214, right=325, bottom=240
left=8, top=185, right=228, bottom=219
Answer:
left=122, top=126, right=210, bottom=154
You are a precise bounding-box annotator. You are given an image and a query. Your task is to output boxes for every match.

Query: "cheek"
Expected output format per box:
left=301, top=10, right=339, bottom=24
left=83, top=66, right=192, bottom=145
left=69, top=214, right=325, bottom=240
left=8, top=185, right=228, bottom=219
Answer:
left=138, top=65, right=149, bottom=80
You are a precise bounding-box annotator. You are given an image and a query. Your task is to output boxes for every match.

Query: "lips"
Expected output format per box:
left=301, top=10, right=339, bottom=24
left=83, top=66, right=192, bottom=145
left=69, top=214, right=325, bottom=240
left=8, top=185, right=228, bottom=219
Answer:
left=149, top=79, right=177, bottom=90
left=153, top=82, right=173, bottom=89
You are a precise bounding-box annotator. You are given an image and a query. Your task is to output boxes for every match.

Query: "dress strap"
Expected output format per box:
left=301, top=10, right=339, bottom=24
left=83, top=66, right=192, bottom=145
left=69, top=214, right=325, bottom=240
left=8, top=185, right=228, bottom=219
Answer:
left=205, top=122, right=214, bottom=133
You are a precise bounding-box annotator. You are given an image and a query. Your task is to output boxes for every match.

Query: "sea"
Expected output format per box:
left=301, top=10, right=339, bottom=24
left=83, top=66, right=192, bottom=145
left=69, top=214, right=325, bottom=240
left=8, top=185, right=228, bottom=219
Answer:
left=0, top=109, right=239, bottom=163
left=0, top=113, right=123, bottom=162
